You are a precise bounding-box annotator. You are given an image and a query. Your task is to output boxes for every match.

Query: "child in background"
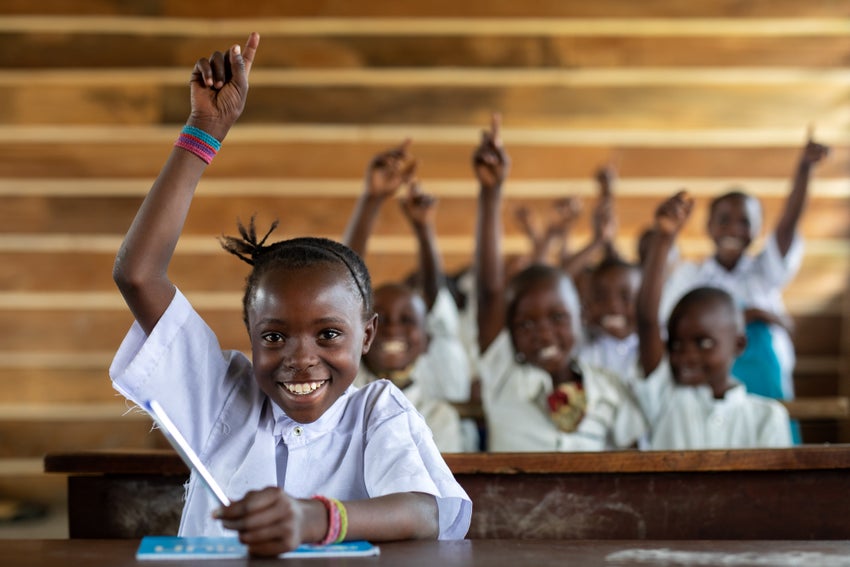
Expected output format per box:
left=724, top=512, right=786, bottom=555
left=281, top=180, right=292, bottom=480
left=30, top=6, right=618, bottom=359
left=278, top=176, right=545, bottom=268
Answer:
left=659, top=134, right=830, bottom=420
left=473, top=114, right=647, bottom=452
left=109, top=34, right=470, bottom=556
left=636, top=191, right=792, bottom=449
left=579, top=256, right=642, bottom=391
left=343, top=149, right=473, bottom=452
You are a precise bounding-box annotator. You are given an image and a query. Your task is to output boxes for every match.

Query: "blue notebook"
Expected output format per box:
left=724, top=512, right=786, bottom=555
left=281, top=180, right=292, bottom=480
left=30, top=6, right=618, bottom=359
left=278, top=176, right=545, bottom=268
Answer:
left=136, top=536, right=380, bottom=560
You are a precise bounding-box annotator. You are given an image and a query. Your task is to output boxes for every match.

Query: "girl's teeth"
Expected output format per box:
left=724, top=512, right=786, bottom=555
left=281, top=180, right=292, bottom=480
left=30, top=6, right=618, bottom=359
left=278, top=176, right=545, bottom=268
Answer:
left=539, top=346, right=559, bottom=359
left=284, top=381, right=324, bottom=395
left=601, top=315, right=626, bottom=331
left=381, top=340, right=406, bottom=354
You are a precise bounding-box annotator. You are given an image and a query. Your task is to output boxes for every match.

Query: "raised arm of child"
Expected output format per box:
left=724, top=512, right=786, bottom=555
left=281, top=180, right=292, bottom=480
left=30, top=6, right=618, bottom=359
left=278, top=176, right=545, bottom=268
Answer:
left=342, top=140, right=417, bottom=257
left=774, top=127, right=830, bottom=257
left=474, top=113, right=510, bottom=354
left=513, top=204, right=548, bottom=265
left=561, top=185, right=616, bottom=279
left=399, top=179, right=444, bottom=310
left=112, top=33, right=260, bottom=335
left=550, top=196, right=583, bottom=270
left=637, top=191, right=694, bottom=376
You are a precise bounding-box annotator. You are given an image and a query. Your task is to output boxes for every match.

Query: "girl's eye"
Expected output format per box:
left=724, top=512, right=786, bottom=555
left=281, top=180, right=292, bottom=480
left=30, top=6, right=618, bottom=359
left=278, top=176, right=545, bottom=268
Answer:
left=669, top=340, right=682, bottom=352
left=698, top=337, right=716, bottom=350
left=318, top=329, right=341, bottom=341
left=550, top=312, right=569, bottom=324
left=261, top=332, right=284, bottom=343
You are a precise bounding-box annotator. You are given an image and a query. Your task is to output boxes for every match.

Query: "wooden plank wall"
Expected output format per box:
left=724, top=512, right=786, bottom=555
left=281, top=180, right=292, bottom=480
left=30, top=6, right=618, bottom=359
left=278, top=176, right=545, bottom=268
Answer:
left=0, top=1, right=847, bottom=503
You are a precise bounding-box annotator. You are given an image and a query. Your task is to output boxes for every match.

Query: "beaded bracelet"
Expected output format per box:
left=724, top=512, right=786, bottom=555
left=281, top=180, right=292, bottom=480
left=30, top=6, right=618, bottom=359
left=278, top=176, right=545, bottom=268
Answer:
left=330, top=497, right=348, bottom=543
left=312, top=495, right=341, bottom=546
left=174, top=125, right=221, bottom=164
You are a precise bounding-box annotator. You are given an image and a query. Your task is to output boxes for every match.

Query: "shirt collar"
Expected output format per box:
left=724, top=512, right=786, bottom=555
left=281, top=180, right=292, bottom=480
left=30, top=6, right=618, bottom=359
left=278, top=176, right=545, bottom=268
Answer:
left=270, top=385, right=356, bottom=442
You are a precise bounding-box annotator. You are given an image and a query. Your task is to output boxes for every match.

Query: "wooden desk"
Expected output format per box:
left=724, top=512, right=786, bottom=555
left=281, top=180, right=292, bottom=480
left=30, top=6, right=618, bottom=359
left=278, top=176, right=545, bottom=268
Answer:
left=45, top=446, right=850, bottom=540
left=5, top=539, right=850, bottom=567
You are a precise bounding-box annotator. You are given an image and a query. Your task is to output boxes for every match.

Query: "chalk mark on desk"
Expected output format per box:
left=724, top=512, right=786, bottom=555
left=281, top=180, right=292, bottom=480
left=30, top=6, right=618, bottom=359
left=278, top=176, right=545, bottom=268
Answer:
left=606, top=549, right=850, bottom=566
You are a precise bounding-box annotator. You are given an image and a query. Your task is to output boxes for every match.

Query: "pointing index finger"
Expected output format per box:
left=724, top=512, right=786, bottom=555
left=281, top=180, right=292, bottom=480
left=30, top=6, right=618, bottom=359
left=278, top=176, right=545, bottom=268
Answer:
left=490, top=112, right=502, bottom=147
left=241, top=32, right=260, bottom=76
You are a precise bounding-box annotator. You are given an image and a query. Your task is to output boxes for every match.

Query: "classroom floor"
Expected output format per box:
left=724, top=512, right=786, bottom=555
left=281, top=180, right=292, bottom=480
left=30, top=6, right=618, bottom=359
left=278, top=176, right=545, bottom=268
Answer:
left=0, top=502, right=68, bottom=539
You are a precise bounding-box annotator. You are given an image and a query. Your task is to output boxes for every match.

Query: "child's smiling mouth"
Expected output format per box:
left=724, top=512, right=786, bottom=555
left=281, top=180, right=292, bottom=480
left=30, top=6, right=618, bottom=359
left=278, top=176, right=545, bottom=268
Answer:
left=280, top=380, right=327, bottom=396
left=379, top=339, right=407, bottom=354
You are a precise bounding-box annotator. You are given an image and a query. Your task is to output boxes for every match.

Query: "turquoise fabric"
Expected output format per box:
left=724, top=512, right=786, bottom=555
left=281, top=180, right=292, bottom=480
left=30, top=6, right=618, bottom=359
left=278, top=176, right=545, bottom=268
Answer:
left=733, top=320, right=800, bottom=444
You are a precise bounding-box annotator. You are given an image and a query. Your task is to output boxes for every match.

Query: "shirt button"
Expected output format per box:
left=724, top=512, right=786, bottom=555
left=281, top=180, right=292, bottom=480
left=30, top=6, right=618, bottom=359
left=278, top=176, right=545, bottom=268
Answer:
left=294, top=426, right=303, bottom=436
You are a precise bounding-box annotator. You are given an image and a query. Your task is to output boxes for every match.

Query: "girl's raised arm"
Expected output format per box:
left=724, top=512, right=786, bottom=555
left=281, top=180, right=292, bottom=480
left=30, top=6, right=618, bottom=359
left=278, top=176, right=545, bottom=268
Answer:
left=113, top=33, right=259, bottom=334
left=474, top=113, right=510, bottom=354
left=637, top=191, right=693, bottom=376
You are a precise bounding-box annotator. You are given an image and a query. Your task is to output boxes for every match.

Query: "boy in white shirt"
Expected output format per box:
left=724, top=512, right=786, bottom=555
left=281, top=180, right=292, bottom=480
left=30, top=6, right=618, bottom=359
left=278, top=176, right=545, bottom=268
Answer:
left=636, top=192, right=792, bottom=450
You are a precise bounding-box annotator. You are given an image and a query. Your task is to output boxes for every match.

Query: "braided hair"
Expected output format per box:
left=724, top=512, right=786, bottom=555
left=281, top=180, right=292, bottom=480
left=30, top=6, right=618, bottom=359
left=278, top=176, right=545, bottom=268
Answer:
left=219, top=217, right=373, bottom=327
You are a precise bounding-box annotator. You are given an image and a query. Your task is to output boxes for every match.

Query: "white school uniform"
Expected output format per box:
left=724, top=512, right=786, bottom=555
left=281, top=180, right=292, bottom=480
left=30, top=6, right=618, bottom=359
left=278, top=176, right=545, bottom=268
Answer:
left=634, top=359, right=792, bottom=450
left=110, top=289, right=471, bottom=539
left=578, top=332, right=640, bottom=390
left=659, top=233, right=803, bottom=400
left=478, top=330, right=647, bottom=452
left=354, top=369, right=464, bottom=453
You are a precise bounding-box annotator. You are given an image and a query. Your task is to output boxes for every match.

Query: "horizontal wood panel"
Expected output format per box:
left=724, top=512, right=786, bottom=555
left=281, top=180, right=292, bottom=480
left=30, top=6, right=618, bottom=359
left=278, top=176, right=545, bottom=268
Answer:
left=2, top=195, right=847, bottom=242
left=1, top=142, right=847, bottom=180
left=1, top=83, right=846, bottom=129
left=2, top=1, right=849, bottom=19
left=0, top=368, right=118, bottom=404
left=0, top=419, right=163, bottom=459
left=3, top=125, right=848, bottom=147
left=3, top=34, right=850, bottom=69
left=0, top=310, right=248, bottom=352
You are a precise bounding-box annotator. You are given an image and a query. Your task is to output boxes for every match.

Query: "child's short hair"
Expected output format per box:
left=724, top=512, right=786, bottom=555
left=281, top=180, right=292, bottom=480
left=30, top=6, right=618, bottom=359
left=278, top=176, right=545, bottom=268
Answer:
left=666, top=286, right=744, bottom=347
left=709, top=189, right=763, bottom=234
left=219, top=218, right=373, bottom=326
left=506, top=263, right=584, bottom=349
left=590, top=255, right=641, bottom=283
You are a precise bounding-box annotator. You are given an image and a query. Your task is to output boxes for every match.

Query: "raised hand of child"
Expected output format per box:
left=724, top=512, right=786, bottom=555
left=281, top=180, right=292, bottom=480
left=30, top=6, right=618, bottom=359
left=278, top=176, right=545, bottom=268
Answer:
left=655, top=191, right=694, bottom=237
left=472, top=113, right=509, bottom=191
left=595, top=163, right=617, bottom=199
left=514, top=205, right=541, bottom=243
left=400, top=179, right=437, bottom=230
left=216, top=487, right=308, bottom=556
left=800, top=126, right=830, bottom=167
left=189, top=32, right=260, bottom=141
left=592, top=196, right=617, bottom=244
left=549, top=196, right=582, bottom=238
left=365, top=139, right=417, bottom=200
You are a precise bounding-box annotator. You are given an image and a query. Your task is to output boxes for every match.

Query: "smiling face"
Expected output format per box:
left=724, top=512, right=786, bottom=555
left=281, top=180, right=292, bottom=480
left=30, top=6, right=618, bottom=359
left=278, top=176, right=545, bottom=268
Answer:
left=508, top=276, right=577, bottom=378
left=586, top=263, right=640, bottom=340
left=247, top=263, right=376, bottom=423
left=667, top=293, right=745, bottom=396
left=707, top=193, right=762, bottom=270
left=363, top=284, right=429, bottom=375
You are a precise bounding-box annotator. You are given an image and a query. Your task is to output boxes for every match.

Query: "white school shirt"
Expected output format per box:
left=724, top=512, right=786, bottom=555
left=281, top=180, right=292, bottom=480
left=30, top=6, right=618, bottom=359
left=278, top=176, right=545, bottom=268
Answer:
left=354, top=370, right=464, bottom=453
left=634, top=359, right=792, bottom=450
left=109, top=289, right=471, bottom=539
left=578, top=332, right=640, bottom=390
left=478, top=330, right=648, bottom=452
left=659, top=233, right=803, bottom=399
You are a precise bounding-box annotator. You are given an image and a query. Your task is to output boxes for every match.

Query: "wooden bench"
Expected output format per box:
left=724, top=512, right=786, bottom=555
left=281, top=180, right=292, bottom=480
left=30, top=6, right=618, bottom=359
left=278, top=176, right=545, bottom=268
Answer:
left=45, top=446, right=850, bottom=539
